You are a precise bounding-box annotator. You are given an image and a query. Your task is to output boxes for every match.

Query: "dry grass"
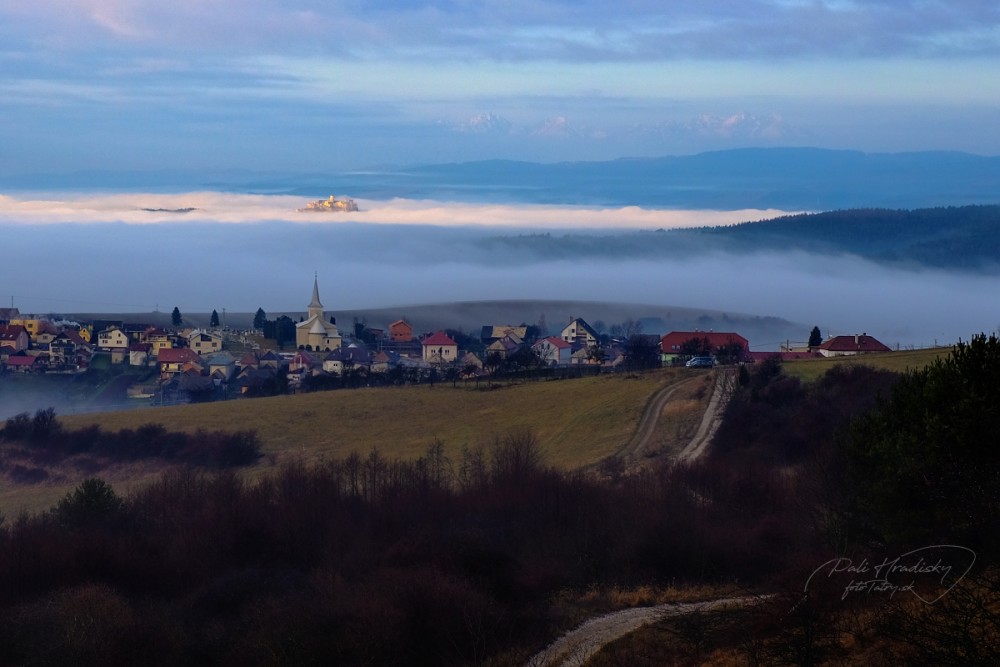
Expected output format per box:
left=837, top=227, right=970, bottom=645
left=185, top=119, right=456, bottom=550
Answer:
left=782, top=347, right=949, bottom=383
left=60, top=373, right=674, bottom=469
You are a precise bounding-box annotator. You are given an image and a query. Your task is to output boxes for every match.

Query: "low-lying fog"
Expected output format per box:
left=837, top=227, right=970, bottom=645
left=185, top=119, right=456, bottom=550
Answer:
left=2, top=193, right=997, bottom=349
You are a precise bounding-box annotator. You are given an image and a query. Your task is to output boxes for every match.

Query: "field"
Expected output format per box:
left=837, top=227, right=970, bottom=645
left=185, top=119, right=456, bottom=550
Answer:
left=0, top=370, right=689, bottom=515
left=781, top=346, right=948, bottom=382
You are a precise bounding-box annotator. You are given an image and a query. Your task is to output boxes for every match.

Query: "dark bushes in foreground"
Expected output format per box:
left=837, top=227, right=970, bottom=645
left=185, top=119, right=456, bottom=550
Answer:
left=0, top=409, right=261, bottom=469
left=0, top=432, right=813, bottom=665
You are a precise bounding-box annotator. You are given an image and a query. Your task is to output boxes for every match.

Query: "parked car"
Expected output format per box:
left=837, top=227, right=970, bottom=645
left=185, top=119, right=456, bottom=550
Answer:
left=685, top=356, right=714, bottom=368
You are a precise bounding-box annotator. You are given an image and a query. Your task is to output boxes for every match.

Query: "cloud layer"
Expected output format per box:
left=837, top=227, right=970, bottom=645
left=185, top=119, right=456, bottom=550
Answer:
left=0, top=193, right=793, bottom=229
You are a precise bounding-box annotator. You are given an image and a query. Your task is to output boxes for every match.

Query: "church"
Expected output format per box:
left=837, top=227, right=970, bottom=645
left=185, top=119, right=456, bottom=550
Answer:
left=295, top=275, right=342, bottom=351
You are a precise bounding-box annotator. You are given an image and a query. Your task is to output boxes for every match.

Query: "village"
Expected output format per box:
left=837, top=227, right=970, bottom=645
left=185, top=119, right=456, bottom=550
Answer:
left=0, top=275, right=893, bottom=408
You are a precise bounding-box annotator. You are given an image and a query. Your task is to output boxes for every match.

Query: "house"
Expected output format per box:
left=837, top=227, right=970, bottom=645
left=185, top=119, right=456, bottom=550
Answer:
left=205, top=351, right=237, bottom=381
left=129, top=343, right=152, bottom=367
left=9, top=317, right=42, bottom=340
left=322, top=344, right=371, bottom=376
left=49, top=331, right=90, bottom=368
left=422, top=331, right=458, bottom=364
left=481, top=325, right=527, bottom=345
left=157, top=347, right=203, bottom=376
left=145, top=328, right=174, bottom=355
left=289, top=348, right=321, bottom=373
left=388, top=319, right=414, bottom=342
left=560, top=317, right=600, bottom=348
left=96, top=326, right=130, bottom=352
left=816, top=333, right=891, bottom=357
left=660, top=331, right=750, bottom=363
left=187, top=329, right=223, bottom=355
left=4, top=354, right=42, bottom=373
left=369, top=349, right=397, bottom=374
left=0, top=324, right=30, bottom=352
left=486, top=335, right=520, bottom=359
left=295, top=275, right=342, bottom=351
left=533, top=336, right=573, bottom=366
left=123, top=322, right=153, bottom=342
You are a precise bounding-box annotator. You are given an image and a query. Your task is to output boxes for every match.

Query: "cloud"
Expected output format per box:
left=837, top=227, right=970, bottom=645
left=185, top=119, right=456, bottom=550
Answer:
left=0, top=192, right=796, bottom=230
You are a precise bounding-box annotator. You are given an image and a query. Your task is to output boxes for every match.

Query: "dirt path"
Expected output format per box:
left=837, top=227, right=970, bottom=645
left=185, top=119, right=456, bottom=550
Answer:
left=616, top=375, right=699, bottom=465
left=525, top=595, right=764, bottom=667
left=675, top=368, right=733, bottom=462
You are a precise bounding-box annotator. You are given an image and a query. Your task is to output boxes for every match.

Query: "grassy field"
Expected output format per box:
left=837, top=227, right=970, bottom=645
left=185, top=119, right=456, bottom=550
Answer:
left=61, top=370, right=686, bottom=469
left=781, top=346, right=949, bottom=382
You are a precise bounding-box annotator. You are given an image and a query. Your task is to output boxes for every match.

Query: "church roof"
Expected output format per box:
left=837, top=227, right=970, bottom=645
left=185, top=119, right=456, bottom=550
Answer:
left=309, top=318, right=327, bottom=335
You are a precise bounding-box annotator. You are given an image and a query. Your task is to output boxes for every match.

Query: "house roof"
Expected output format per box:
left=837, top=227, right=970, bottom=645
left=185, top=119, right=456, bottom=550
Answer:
left=157, top=348, right=201, bottom=364
left=818, top=334, right=891, bottom=353
left=129, top=343, right=152, bottom=352
left=660, top=331, right=750, bottom=352
left=389, top=319, right=411, bottom=329
left=5, top=355, right=38, bottom=366
left=422, top=331, right=458, bottom=347
left=0, top=324, right=28, bottom=341
left=535, top=336, right=572, bottom=350
left=563, top=318, right=599, bottom=341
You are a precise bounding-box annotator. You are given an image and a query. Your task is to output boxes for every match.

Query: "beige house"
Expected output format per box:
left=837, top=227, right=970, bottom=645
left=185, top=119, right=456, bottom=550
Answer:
left=97, top=326, right=130, bottom=351
left=422, top=331, right=458, bottom=364
left=295, top=275, right=342, bottom=351
left=560, top=317, right=600, bottom=348
left=187, top=329, right=223, bottom=355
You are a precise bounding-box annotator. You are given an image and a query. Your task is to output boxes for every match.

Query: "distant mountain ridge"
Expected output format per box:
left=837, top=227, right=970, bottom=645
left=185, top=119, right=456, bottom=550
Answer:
left=4, top=148, right=1000, bottom=211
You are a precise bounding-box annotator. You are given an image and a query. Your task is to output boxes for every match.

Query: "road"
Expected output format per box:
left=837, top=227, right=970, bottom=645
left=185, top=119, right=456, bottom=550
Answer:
left=525, top=595, right=766, bottom=667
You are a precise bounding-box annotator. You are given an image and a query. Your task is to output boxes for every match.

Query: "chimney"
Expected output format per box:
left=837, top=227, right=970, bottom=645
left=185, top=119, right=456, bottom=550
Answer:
left=854, top=333, right=859, bottom=345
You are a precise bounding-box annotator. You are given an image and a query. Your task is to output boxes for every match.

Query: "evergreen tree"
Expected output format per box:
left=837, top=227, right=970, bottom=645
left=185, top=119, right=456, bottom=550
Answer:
left=210, top=309, right=220, bottom=327
left=171, top=306, right=182, bottom=327
left=253, top=307, right=267, bottom=330
left=808, top=325, right=823, bottom=348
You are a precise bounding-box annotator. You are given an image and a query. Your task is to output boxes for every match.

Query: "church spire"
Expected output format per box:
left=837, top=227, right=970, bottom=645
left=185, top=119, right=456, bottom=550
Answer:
left=309, top=272, right=323, bottom=310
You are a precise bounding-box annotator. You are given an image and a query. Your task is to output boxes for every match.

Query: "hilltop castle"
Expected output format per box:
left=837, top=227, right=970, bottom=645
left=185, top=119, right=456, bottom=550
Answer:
left=294, top=275, right=342, bottom=351
left=299, top=195, right=359, bottom=212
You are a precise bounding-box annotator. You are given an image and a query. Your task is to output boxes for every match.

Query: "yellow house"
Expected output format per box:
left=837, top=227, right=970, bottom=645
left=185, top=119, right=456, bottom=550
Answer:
left=10, top=318, right=41, bottom=340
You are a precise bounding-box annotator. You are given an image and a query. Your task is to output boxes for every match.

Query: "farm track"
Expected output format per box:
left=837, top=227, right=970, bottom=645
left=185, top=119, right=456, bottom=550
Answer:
left=525, top=595, right=766, bottom=667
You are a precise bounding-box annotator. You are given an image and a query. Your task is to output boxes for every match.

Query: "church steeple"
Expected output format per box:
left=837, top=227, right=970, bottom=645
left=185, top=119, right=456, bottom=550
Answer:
left=307, top=273, right=324, bottom=321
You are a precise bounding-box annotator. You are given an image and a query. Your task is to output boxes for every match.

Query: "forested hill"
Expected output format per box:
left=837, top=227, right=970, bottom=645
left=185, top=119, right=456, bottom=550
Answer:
left=483, top=205, right=1000, bottom=271
left=689, top=205, right=1000, bottom=270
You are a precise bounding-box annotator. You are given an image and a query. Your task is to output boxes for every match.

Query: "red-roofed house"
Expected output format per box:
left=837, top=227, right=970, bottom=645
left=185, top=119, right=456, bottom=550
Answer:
left=817, top=334, right=891, bottom=357
left=157, top=347, right=203, bottom=375
left=533, top=336, right=573, bottom=366
left=422, top=331, right=458, bottom=364
left=660, top=331, right=750, bottom=363
left=4, top=354, right=41, bottom=373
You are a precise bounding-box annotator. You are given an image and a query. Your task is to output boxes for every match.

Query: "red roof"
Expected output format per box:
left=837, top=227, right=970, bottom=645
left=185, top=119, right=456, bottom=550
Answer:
left=422, top=331, right=458, bottom=347
left=157, top=348, right=201, bottom=364
left=536, top=336, right=572, bottom=350
left=660, top=331, right=749, bottom=353
left=5, top=355, right=38, bottom=367
left=818, top=335, right=891, bottom=353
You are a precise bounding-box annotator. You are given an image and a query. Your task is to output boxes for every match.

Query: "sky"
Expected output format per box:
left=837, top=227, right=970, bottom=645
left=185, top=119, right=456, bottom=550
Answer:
left=1, top=1, right=999, bottom=174
left=3, top=2, right=999, bottom=348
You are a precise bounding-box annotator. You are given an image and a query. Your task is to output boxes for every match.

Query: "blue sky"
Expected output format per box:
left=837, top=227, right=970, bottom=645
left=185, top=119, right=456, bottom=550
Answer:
left=1, top=1, right=999, bottom=173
